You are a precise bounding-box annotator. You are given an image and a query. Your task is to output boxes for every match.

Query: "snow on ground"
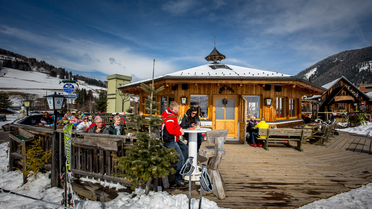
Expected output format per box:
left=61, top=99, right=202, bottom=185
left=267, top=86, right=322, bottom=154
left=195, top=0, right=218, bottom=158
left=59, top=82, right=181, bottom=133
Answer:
left=0, top=68, right=106, bottom=106
left=0, top=114, right=18, bottom=129
left=337, top=122, right=372, bottom=137
left=1, top=117, right=372, bottom=208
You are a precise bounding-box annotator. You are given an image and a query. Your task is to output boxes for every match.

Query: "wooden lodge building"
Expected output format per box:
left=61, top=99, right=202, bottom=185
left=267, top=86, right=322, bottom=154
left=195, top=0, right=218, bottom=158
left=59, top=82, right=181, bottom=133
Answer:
left=303, top=76, right=372, bottom=119
left=118, top=48, right=325, bottom=142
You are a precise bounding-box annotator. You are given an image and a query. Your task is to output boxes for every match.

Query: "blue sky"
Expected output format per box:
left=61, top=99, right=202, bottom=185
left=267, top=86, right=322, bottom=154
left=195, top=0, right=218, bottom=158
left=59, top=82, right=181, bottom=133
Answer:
left=1, top=0, right=372, bottom=82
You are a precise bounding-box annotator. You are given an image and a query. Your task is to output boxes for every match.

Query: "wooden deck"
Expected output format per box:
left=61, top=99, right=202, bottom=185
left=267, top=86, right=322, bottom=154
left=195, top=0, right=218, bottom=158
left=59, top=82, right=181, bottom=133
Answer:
left=170, top=131, right=372, bottom=208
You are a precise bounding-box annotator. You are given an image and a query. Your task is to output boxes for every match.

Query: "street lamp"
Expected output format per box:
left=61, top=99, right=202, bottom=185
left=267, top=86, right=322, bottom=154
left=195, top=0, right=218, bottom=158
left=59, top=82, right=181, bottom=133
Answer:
left=23, top=99, right=31, bottom=116
left=44, top=92, right=65, bottom=130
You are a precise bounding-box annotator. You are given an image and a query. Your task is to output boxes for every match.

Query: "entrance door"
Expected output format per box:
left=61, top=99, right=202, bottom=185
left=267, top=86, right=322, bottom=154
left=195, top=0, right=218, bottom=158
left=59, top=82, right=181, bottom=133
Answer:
left=213, top=95, right=238, bottom=138
left=238, top=96, right=247, bottom=144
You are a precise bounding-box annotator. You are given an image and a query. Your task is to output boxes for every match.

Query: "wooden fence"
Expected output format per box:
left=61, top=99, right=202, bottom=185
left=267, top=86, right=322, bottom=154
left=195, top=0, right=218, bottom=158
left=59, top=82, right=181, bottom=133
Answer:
left=7, top=124, right=137, bottom=187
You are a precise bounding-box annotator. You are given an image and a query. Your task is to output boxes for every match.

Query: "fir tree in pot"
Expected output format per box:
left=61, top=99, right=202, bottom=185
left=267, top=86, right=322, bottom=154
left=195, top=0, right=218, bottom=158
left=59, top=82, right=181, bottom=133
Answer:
left=113, top=60, right=179, bottom=194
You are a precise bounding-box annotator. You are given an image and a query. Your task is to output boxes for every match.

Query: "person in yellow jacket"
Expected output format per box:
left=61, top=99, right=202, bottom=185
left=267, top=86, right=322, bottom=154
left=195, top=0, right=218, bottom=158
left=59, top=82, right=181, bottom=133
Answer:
left=252, top=118, right=270, bottom=147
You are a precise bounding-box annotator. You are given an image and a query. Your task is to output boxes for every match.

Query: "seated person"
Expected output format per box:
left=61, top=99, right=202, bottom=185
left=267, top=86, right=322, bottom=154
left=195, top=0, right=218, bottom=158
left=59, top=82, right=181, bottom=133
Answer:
left=59, top=117, right=70, bottom=125
left=86, top=116, right=106, bottom=132
left=303, top=114, right=312, bottom=124
left=247, top=115, right=258, bottom=145
left=252, top=118, right=270, bottom=147
left=64, top=110, right=71, bottom=118
left=40, top=112, right=53, bottom=125
left=76, top=116, right=92, bottom=131
left=69, top=113, right=81, bottom=125
left=77, top=110, right=85, bottom=119
left=87, top=118, right=108, bottom=134
left=108, top=116, right=126, bottom=135
left=116, top=112, right=127, bottom=126
left=180, top=107, right=203, bottom=152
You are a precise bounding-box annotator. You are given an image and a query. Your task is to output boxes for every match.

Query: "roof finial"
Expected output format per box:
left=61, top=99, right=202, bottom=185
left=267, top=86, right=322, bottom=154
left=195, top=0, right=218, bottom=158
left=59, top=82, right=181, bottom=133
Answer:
left=214, top=36, right=217, bottom=48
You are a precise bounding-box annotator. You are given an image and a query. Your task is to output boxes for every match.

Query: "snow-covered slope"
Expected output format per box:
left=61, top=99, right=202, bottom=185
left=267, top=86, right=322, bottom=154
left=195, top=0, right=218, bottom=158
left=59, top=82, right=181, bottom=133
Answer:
left=0, top=68, right=106, bottom=106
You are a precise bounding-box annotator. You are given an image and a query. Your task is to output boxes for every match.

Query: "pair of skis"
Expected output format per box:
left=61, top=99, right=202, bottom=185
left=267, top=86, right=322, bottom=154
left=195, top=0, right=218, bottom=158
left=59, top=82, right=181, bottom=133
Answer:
left=62, top=124, right=75, bottom=208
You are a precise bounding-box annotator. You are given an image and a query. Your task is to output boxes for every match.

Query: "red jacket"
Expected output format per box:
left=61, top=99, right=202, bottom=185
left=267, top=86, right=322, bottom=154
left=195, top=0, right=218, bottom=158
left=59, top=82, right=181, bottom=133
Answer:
left=161, top=108, right=182, bottom=142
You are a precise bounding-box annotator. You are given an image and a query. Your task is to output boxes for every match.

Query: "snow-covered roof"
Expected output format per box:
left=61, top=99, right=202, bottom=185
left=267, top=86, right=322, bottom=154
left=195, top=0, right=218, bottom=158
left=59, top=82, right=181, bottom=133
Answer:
left=120, top=63, right=292, bottom=88
left=366, top=91, right=372, bottom=99
left=321, top=77, right=342, bottom=90
left=320, top=76, right=371, bottom=100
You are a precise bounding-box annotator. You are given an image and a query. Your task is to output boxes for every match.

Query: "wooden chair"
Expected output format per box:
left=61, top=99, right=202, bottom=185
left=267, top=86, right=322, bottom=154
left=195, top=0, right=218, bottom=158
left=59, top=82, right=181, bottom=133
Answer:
left=199, top=129, right=229, bottom=200
left=311, top=124, right=333, bottom=144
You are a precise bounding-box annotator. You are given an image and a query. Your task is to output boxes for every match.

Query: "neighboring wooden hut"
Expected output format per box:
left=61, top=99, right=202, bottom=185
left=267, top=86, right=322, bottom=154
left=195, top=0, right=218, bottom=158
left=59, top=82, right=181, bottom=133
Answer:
left=303, top=76, right=372, bottom=121
left=118, top=48, right=325, bottom=142
left=319, top=76, right=371, bottom=112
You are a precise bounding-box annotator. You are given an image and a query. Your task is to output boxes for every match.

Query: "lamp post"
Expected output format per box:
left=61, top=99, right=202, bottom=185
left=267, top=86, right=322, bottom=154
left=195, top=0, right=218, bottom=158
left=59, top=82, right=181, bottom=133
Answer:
left=23, top=99, right=31, bottom=116
left=44, top=92, right=65, bottom=130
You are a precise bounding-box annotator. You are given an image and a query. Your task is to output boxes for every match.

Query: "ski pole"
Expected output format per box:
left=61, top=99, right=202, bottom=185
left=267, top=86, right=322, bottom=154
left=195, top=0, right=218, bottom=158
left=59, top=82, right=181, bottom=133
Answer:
left=199, top=164, right=213, bottom=209
left=180, top=156, right=195, bottom=209
left=0, top=188, right=71, bottom=209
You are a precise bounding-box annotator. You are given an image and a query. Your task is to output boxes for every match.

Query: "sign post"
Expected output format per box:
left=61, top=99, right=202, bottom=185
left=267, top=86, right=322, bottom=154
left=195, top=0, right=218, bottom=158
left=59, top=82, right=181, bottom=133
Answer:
left=63, top=83, right=75, bottom=110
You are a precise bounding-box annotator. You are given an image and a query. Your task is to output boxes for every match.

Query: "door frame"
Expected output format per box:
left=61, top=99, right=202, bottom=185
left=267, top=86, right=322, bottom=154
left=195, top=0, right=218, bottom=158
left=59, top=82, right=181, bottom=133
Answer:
left=238, top=95, right=247, bottom=144
left=212, top=94, right=239, bottom=138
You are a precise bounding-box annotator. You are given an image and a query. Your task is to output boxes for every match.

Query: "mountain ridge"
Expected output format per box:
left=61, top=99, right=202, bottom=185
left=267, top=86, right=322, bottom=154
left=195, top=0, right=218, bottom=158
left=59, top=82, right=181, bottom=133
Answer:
left=295, top=46, right=372, bottom=87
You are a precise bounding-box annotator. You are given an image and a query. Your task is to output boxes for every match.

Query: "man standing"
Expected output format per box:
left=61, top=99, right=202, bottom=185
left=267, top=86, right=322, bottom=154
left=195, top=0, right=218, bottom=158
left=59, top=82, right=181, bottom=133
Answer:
left=161, top=101, right=188, bottom=188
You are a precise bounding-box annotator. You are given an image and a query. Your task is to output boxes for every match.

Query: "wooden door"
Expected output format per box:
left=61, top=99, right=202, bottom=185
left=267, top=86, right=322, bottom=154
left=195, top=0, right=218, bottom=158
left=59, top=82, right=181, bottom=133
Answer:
left=213, top=95, right=238, bottom=138
left=238, top=96, right=247, bottom=144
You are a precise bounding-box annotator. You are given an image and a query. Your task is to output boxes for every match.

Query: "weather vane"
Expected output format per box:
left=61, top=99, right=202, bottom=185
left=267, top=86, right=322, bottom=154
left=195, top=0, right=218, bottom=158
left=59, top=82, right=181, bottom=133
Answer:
left=214, top=36, right=217, bottom=48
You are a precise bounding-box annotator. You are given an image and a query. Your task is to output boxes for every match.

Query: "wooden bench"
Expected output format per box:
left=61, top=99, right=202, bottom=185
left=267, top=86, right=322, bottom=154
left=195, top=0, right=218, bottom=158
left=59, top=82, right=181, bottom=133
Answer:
left=199, top=129, right=229, bottom=200
left=258, top=128, right=313, bottom=152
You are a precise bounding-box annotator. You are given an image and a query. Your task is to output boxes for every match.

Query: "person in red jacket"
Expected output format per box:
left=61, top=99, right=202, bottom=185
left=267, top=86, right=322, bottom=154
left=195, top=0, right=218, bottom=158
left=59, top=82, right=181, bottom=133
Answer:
left=161, top=101, right=188, bottom=188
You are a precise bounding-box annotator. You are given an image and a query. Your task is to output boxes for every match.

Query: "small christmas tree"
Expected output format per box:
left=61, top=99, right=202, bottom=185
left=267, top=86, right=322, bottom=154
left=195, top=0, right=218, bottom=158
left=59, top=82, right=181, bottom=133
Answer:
left=20, top=138, right=52, bottom=183
left=114, top=59, right=179, bottom=194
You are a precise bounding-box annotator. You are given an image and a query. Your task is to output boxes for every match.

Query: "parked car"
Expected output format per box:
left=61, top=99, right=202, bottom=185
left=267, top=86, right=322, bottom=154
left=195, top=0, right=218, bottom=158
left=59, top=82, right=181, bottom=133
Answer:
left=0, top=114, right=6, bottom=121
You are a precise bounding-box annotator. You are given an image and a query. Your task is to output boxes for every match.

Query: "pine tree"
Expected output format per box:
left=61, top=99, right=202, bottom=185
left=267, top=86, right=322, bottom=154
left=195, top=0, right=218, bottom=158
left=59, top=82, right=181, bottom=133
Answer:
left=0, top=91, right=13, bottom=109
left=95, top=90, right=107, bottom=112
left=113, top=59, right=179, bottom=194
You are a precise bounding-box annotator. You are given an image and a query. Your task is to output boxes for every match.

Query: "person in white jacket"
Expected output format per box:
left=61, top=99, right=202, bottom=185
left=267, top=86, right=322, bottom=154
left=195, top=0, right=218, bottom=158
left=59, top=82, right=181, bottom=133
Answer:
left=76, top=116, right=92, bottom=131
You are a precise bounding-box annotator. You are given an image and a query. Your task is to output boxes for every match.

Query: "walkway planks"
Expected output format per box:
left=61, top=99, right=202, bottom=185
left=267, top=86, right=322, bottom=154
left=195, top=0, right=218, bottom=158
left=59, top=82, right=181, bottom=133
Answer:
left=171, top=131, right=372, bottom=208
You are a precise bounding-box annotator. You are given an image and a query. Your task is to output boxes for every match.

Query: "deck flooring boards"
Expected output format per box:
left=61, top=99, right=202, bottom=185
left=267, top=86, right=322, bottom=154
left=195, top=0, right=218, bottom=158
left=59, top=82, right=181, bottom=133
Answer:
left=173, top=131, right=372, bottom=208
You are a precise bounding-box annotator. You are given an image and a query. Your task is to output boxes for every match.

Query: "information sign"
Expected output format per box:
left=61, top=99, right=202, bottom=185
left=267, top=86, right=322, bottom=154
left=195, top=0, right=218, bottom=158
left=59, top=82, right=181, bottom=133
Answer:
left=63, top=83, right=75, bottom=93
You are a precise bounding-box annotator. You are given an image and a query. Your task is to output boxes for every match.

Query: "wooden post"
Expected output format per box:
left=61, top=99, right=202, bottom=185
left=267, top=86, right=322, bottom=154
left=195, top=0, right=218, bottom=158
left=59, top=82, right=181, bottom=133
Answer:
left=51, top=131, right=59, bottom=187
left=22, top=141, right=27, bottom=184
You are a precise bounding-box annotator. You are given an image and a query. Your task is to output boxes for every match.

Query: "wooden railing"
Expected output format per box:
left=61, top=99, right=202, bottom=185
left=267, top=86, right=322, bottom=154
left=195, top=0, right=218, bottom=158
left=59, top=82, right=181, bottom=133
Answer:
left=7, top=124, right=137, bottom=187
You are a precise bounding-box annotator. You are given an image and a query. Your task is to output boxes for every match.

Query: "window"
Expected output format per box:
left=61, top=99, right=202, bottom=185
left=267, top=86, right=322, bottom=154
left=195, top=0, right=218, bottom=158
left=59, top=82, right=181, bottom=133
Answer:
left=334, top=103, right=339, bottom=109
left=276, top=97, right=286, bottom=118
left=243, top=96, right=260, bottom=119
left=289, top=98, right=297, bottom=117
left=339, top=103, right=345, bottom=109
left=190, top=95, right=209, bottom=118
left=160, top=96, right=174, bottom=114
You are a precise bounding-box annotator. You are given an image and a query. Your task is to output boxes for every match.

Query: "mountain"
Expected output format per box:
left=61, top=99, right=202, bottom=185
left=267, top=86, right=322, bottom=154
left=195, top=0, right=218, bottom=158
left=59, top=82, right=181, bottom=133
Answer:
left=0, top=48, right=107, bottom=88
left=295, top=46, right=372, bottom=86
left=0, top=67, right=106, bottom=108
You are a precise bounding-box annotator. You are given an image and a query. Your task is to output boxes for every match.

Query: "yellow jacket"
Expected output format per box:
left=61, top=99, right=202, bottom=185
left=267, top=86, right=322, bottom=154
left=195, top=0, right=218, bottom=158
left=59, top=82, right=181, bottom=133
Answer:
left=254, top=121, right=270, bottom=139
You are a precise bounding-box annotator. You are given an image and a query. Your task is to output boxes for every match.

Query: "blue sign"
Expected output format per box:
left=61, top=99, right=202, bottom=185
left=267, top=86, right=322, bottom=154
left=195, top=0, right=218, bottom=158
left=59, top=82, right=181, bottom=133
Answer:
left=65, top=94, right=78, bottom=99
left=63, top=83, right=75, bottom=93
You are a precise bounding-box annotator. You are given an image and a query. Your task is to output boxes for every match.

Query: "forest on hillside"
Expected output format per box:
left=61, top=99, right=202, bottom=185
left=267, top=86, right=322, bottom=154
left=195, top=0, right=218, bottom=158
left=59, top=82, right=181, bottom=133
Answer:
left=0, top=48, right=107, bottom=88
